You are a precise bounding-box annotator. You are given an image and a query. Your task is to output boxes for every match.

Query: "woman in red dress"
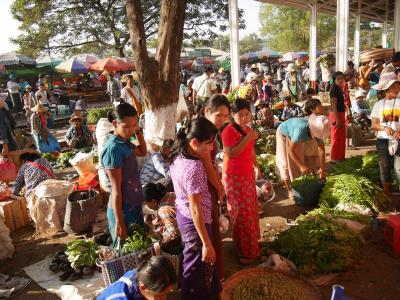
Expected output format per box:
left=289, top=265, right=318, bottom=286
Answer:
left=221, top=99, right=262, bottom=264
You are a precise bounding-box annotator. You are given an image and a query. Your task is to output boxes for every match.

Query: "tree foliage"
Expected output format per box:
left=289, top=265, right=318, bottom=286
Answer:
left=259, top=4, right=336, bottom=52
left=11, top=0, right=244, bottom=58
left=259, top=4, right=386, bottom=53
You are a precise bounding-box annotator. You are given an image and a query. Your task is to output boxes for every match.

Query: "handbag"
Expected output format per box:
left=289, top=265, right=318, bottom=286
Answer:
left=64, top=189, right=99, bottom=234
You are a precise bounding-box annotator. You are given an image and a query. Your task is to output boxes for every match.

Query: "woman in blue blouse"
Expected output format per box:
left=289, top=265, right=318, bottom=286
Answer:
left=101, top=102, right=147, bottom=241
left=276, top=99, right=330, bottom=199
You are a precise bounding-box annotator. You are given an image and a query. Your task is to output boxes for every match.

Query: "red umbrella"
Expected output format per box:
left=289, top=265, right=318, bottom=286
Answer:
left=90, top=57, right=131, bottom=72
left=117, top=57, right=135, bottom=70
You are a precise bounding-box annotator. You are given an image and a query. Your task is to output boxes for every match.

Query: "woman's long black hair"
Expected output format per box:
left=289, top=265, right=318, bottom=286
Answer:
left=230, top=98, right=251, bottom=136
left=142, top=183, right=166, bottom=203
left=204, top=94, right=231, bottom=113
left=170, top=117, right=217, bottom=161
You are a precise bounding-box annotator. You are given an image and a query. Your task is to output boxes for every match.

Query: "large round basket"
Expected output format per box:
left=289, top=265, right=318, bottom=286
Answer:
left=359, top=48, right=394, bottom=63
left=221, top=267, right=322, bottom=300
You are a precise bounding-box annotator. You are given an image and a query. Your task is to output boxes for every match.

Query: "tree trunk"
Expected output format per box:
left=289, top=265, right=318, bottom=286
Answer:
left=116, top=47, right=125, bottom=57
left=126, top=0, right=187, bottom=145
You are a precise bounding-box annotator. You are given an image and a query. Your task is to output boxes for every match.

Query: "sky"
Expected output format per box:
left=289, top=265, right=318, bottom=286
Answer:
left=0, top=0, right=261, bottom=54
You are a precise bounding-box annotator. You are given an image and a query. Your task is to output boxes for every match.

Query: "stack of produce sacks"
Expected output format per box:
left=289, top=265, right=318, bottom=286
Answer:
left=0, top=216, right=14, bottom=260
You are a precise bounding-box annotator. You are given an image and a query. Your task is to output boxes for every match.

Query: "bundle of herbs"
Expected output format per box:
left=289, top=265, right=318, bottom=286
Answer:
left=256, top=154, right=280, bottom=183
left=319, top=174, right=389, bottom=213
left=121, top=224, right=152, bottom=255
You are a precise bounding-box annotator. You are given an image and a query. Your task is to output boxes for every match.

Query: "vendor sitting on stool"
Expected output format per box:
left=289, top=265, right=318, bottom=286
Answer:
left=65, top=114, right=93, bottom=150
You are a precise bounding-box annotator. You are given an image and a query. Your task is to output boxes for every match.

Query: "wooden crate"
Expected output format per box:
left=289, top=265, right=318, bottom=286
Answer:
left=0, top=196, right=31, bottom=232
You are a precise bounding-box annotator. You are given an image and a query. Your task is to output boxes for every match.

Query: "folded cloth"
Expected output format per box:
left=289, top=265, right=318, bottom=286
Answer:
left=0, top=273, right=31, bottom=299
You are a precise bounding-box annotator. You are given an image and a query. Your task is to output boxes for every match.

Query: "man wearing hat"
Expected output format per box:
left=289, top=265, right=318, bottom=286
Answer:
left=22, top=85, right=37, bottom=119
left=31, top=104, right=60, bottom=153
left=65, top=113, right=93, bottom=150
left=371, top=72, right=400, bottom=195
left=7, top=74, right=22, bottom=113
left=351, top=89, right=371, bottom=130
left=282, top=63, right=305, bottom=101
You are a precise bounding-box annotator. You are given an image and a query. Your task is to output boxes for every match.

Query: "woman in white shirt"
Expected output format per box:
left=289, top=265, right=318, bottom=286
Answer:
left=371, top=72, right=400, bottom=195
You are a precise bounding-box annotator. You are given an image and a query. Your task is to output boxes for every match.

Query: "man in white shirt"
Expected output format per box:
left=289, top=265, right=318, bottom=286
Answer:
left=121, top=74, right=143, bottom=114
left=35, top=83, right=49, bottom=106
left=7, top=74, right=22, bottom=113
left=106, top=74, right=121, bottom=104
left=192, top=66, right=217, bottom=105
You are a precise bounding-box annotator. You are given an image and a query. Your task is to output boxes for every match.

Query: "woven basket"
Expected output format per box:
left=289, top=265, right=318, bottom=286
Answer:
left=221, top=267, right=322, bottom=300
left=64, top=189, right=99, bottom=234
left=97, top=252, right=139, bottom=286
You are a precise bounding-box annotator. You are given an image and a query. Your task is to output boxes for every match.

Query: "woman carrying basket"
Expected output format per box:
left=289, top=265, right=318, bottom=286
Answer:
left=276, top=99, right=330, bottom=200
left=101, top=103, right=147, bottom=242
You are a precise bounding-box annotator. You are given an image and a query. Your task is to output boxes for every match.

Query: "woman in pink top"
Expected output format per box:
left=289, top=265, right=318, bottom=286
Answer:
left=221, top=99, right=262, bottom=265
left=170, top=117, right=220, bottom=299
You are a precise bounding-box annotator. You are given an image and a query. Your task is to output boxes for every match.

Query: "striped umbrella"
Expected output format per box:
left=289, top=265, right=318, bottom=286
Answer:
left=72, top=54, right=99, bottom=65
left=240, top=52, right=258, bottom=62
left=55, top=58, right=90, bottom=74
left=282, top=52, right=300, bottom=62
left=90, top=57, right=131, bottom=72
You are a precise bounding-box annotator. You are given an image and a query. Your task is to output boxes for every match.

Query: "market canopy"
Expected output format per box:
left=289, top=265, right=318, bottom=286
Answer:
left=90, top=57, right=131, bottom=72
left=55, top=58, right=90, bottom=74
left=0, top=52, right=36, bottom=67
left=72, top=54, right=99, bottom=65
left=36, top=55, right=64, bottom=68
left=257, top=0, right=397, bottom=22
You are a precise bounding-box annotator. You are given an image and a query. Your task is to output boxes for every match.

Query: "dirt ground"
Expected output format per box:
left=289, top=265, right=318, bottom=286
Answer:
left=2, top=139, right=400, bottom=300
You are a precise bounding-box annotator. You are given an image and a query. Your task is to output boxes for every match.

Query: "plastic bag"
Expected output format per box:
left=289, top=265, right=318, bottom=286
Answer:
left=69, top=151, right=96, bottom=176
left=0, top=157, right=17, bottom=182
left=175, top=90, right=188, bottom=123
left=219, top=205, right=229, bottom=234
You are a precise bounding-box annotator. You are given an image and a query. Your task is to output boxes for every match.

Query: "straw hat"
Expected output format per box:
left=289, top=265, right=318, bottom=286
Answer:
left=31, top=104, right=48, bottom=113
left=254, top=99, right=265, bottom=107
left=69, top=113, right=83, bottom=124
left=308, top=113, right=330, bottom=141
left=371, top=72, right=399, bottom=90
left=25, top=85, right=32, bottom=90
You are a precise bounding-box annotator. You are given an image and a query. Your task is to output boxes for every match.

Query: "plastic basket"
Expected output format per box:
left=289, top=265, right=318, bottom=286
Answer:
left=97, top=252, right=139, bottom=286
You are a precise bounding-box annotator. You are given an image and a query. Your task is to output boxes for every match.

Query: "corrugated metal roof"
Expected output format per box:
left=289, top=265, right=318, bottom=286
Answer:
left=257, top=0, right=396, bottom=22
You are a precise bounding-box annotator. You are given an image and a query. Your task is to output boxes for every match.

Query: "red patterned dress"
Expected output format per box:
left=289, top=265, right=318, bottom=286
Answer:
left=221, top=124, right=260, bottom=260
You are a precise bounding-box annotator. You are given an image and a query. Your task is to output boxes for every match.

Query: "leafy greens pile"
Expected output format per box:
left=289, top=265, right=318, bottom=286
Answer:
left=65, top=239, right=99, bottom=269
left=122, top=224, right=152, bottom=255
left=273, top=212, right=365, bottom=274
left=319, top=174, right=389, bottom=213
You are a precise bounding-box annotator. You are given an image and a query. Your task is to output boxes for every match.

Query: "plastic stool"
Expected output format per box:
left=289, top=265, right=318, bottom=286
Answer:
left=384, top=215, right=400, bottom=254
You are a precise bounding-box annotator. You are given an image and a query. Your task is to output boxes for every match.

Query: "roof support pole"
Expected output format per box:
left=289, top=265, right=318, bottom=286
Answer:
left=382, top=0, right=389, bottom=48
left=336, top=0, right=350, bottom=72
left=309, top=3, right=318, bottom=92
left=229, top=0, right=240, bottom=87
left=395, top=0, right=400, bottom=51
left=354, top=0, right=361, bottom=70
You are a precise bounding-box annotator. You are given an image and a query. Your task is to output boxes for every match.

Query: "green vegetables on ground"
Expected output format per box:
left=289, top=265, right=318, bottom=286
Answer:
left=291, top=174, right=318, bottom=189
left=232, top=273, right=307, bottom=300
left=255, top=128, right=276, bottom=155
left=122, top=224, right=152, bottom=255
left=256, top=154, right=280, bottom=183
left=319, top=174, right=389, bottom=213
left=65, top=239, right=99, bottom=269
left=272, top=213, right=365, bottom=274
left=87, top=106, right=114, bottom=125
